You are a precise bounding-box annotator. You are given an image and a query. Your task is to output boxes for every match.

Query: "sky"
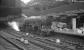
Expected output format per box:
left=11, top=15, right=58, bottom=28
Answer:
left=21, top=0, right=31, bottom=4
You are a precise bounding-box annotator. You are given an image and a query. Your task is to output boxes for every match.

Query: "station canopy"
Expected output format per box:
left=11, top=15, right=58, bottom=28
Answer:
left=21, top=0, right=84, bottom=17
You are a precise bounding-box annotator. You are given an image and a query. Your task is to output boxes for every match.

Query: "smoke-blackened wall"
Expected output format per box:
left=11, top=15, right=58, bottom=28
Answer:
left=0, top=0, right=21, bottom=17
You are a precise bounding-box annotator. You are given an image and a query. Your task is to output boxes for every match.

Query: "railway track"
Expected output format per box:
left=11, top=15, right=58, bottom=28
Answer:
left=0, top=30, right=56, bottom=50
left=32, top=37, right=84, bottom=50
left=0, top=28, right=84, bottom=50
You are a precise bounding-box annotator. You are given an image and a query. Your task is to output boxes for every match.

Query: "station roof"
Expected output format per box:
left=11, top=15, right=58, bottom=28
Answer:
left=23, top=2, right=84, bottom=17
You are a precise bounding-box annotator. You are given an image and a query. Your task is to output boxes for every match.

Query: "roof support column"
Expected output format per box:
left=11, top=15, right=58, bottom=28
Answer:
left=72, top=18, right=76, bottom=31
